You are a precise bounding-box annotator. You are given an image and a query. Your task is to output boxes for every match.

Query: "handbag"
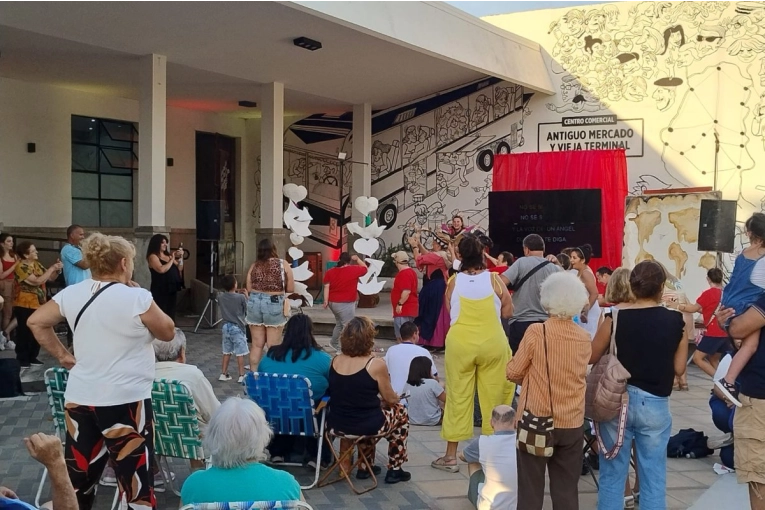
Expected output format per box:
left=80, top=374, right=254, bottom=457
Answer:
left=694, top=310, right=718, bottom=345
left=516, top=324, right=555, bottom=458
left=587, top=308, right=630, bottom=460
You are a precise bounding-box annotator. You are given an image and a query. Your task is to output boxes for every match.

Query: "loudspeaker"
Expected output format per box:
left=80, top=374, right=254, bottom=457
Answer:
left=698, top=199, right=737, bottom=253
left=197, top=200, right=224, bottom=240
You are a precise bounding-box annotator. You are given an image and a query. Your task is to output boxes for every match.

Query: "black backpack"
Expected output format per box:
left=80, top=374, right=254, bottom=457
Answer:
left=667, top=428, right=713, bottom=459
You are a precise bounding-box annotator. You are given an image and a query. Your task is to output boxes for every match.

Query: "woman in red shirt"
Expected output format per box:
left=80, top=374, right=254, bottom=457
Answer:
left=322, top=253, right=367, bottom=351
left=390, top=251, right=419, bottom=341
left=0, top=233, right=19, bottom=346
left=666, top=267, right=729, bottom=377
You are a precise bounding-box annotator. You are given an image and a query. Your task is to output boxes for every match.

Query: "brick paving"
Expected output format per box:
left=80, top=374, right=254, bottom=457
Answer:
left=0, top=306, right=744, bottom=509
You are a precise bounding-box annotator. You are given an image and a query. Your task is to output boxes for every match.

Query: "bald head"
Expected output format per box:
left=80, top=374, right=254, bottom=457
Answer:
left=490, top=405, right=516, bottom=431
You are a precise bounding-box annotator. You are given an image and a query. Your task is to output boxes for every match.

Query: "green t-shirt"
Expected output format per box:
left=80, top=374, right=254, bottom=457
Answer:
left=181, top=463, right=300, bottom=504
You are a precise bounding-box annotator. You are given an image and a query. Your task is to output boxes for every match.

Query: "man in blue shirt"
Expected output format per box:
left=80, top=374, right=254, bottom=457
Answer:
left=60, top=225, right=90, bottom=286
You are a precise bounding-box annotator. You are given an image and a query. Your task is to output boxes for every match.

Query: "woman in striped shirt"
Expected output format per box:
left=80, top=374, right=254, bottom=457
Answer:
left=506, top=271, right=592, bottom=510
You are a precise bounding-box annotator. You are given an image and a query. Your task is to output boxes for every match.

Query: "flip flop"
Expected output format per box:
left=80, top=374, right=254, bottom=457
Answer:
left=431, top=456, right=460, bottom=473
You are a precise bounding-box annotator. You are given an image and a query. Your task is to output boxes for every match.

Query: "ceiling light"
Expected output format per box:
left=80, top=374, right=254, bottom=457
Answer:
left=238, top=100, right=257, bottom=108
left=293, top=37, right=322, bottom=51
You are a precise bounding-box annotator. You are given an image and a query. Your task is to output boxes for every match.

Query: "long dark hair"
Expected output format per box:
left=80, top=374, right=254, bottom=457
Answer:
left=746, top=212, right=765, bottom=246
left=660, top=25, right=686, bottom=55
left=266, top=314, right=321, bottom=363
left=0, top=233, right=14, bottom=259
left=458, top=235, right=485, bottom=271
left=146, top=234, right=169, bottom=259
left=406, top=356, right=434, bottom=387
left=256, top=238, right=278, bottom=264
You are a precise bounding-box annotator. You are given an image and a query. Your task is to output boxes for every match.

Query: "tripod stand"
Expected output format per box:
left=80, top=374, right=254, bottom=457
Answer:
left=195, top=240, right=222, bottom=332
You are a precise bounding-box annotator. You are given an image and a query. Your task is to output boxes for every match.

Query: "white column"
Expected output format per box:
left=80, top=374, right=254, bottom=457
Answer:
left=351, top=103, right=372, bottom=224
left=137, top=54, right=167, bottom=227
left=260, top=82, right=284, bottom=229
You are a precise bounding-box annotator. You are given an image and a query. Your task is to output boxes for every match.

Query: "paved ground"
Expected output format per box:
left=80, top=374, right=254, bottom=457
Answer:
left=0, top=307, right=747, bottom=509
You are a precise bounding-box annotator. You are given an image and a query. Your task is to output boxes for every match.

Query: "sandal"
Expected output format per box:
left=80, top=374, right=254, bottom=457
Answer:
left=679, top=384, right=689, bottom=391
left=431, top=456, right=460, bottom=473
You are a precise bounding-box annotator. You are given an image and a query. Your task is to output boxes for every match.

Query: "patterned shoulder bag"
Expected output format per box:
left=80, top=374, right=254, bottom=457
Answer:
left=516, top=324, right=555, bottom=457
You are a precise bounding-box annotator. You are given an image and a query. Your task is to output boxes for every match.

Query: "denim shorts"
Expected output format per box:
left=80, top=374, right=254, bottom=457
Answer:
left=246, top=292, right=287, bottom=327
left=222, top=322, right=249, bottom=356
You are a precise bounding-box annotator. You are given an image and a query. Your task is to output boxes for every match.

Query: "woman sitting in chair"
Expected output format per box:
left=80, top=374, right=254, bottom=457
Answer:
left=327, top=316, right=411, bottom=484
left=181, top=397, right=301, bottom=504
left=258, top=314, right=332, bottom=464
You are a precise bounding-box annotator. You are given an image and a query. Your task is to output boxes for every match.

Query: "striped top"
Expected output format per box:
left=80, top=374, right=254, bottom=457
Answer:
left=506, top=318, right=592, bottom=429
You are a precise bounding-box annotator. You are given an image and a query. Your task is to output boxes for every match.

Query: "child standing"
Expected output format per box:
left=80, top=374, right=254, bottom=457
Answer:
left=218, top=275, right=249, bottom=383
left=403, top=356, right=445, bottom=426
left=714, top=213, right=765, bottom=406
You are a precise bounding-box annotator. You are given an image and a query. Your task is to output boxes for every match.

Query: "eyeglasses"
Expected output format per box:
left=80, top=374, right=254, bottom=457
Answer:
left=697, top=35, right=722, bottom=42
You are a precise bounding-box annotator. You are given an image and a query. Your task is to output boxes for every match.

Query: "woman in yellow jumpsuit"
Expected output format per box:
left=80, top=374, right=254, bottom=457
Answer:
left=431, top=235, right=515, bottom=472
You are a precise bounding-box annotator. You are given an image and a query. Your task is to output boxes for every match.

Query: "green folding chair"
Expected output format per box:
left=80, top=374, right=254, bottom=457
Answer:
left=151, top=378, right=206, bottom=496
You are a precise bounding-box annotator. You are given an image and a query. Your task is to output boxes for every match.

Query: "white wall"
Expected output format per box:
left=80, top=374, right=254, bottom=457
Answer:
left=0, top=77, right=248, bottom=234
left=0, top=78, right=138, bottom=227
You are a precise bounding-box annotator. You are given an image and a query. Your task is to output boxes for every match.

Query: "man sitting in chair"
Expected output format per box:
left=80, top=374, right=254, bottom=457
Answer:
left=459, top=405, right=518, bottom=510
left=153, top=328, right=220, bottom=433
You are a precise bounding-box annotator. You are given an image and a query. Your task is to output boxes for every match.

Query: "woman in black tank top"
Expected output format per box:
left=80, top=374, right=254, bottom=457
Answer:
left=327, top=317, right=412, bottom=484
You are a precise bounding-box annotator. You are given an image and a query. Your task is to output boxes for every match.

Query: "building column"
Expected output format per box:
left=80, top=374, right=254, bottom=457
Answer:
left=257, top=82, right=289, bottom=257
left=351, top=103, right=372, bottom=225
left=134, top=54, right=168, bottom=289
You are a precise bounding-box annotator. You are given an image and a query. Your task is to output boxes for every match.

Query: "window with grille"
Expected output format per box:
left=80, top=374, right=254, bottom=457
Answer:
left=71, top=115, right=138, bottom=227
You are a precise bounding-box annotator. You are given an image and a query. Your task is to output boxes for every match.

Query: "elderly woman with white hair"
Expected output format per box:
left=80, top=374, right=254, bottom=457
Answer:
left=505, top=271, right=592, bottom=510
left=181, top=397, right=301, bottom=504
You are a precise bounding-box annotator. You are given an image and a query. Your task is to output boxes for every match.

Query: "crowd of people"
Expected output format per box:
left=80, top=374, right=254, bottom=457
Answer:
left=4, top=212, right=765, bottom=510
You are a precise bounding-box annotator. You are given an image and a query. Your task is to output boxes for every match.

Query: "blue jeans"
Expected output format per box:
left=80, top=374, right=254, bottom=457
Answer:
left=709, top=394, right=735, bottom=469
left=597, top=385, right=672, bottom=510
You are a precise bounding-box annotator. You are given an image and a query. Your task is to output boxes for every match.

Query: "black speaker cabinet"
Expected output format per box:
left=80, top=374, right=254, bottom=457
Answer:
left=698, top=199, right=737, bottom=253
left=197, top=200, right=224, bottom=240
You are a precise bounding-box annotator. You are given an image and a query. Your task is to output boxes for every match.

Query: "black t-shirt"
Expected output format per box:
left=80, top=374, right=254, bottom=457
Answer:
left=739, top=295, right=765, bottom=399
left=611, top=307, right=685, bottom=397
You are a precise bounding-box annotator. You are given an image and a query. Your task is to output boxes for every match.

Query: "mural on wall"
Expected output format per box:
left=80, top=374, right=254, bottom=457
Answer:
left=282, top=78, right=532, bottom=254
left=277, top=1, right=765, bottom=276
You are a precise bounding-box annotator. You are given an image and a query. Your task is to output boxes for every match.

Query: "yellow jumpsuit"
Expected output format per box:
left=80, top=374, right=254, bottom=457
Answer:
left=441, top=271, right=515, bottom=441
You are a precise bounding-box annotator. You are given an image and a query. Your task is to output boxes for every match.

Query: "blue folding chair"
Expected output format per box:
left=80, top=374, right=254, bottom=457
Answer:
left=243, top=372, right=328, bottom=490
left=180, top=501, right=313, bottom=510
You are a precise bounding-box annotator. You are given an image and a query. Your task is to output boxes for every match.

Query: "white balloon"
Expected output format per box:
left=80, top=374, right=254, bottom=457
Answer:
left=353, top=196, right=379, bottom=216
left=353, top=238, right=380, bottom=257
left=288, top=299, right=303, bottom=310
left=357, top=276, right=386, bottom=295
left=290, top=233, right=304, bottom=245
left=364, top=258, right=385, bottom=276
left=282, top=183, right=308, bottom=203
left=283, top=210, right=313, bottom=236
left=286, top=201, right=312, bottom=222
left=291, top=261, right=314, bottom=282
left=293, top=281, right=314, bottom=307
left=346, top=222, right=364, bottom=237
left=288, top=246, right=304, bottom=260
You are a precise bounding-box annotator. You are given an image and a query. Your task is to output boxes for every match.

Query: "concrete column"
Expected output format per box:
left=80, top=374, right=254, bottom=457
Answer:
left=351, top=103, right=372, bottom=225
left=137, top=54, right=167, bottom=228
left=134, top=54, right=168, bottom=290
left=257, top=82, right=289, bottom=258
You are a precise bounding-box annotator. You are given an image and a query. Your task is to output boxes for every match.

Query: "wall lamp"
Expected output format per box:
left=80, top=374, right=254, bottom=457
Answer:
left=293, top=37, right=322, bottom=51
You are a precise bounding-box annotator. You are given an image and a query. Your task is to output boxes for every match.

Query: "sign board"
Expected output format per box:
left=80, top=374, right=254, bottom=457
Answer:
left=537, top=116, right=644, bottom=157
left=489, top=189, right=602, bottom=257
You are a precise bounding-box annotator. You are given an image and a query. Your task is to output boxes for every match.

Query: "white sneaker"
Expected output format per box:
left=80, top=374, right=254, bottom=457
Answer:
left=244, top=364, right=251, bottom=370
left=218, top=373, right=232, bottom=381
left=237, top=375, right=245, bottom=383
left=6, top=340, right=15, bottom=350
left=100, top=466, right=117, bottom=487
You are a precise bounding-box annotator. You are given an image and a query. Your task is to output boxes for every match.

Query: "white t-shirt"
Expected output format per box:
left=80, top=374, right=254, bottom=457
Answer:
left=155, top=362, right=221, bottom=430
left=53, top=279, right=155, bottom=406
left=384, top=342, right=438, bottom=395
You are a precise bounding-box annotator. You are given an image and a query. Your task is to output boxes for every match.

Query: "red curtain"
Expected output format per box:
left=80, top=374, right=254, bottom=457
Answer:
left=492, top=149, right=628, bottom=271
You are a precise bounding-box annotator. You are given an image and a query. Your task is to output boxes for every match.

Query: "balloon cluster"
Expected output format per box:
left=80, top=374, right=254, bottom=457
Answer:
left=282, top=183, right=315, bottom=308
left=347, top=197, right=387, bottom=295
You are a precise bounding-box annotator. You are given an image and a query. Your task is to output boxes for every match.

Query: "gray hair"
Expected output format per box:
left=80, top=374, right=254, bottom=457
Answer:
left=204, top=397, right=273, bottom=468
left=540, top=271, right=589, bottom=318
left=491, top=405, right=516, bottom=427
left=153, top=328, right=186, bottom=362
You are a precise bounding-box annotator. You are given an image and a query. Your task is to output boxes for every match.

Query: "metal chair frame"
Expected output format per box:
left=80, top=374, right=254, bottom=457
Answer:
left=317, top=429, right=387, bottom=494
left=180, top=501, right=313, bottom=510
left=243, top=372, right=327, bottom=490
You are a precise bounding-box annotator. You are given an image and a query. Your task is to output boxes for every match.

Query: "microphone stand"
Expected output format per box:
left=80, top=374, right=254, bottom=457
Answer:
left=195, top=240, right=222, bottom=332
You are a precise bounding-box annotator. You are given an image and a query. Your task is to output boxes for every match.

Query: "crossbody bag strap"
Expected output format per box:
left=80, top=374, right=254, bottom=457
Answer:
left=543, top=324, right=554, bottom=418
left=597, top=307, right=627, bottom=460
left=511, top=260, right=551, bottom=292
left=74, top=282, right=119, bottom=331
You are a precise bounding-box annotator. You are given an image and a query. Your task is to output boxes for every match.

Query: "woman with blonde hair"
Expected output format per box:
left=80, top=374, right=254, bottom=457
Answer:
left=506, top=271, right=592, bottom=509
left=29, top=233, right=175, bottom=510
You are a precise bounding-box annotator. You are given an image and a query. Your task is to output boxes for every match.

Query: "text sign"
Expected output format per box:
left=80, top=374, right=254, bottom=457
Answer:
left=489, top=189, right=602, bottom=257
left=537, top=118, right=644, bottom=157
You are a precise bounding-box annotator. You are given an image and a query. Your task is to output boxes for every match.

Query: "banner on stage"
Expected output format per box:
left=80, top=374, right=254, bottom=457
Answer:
left=537, top=116, right=644, bottom=157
